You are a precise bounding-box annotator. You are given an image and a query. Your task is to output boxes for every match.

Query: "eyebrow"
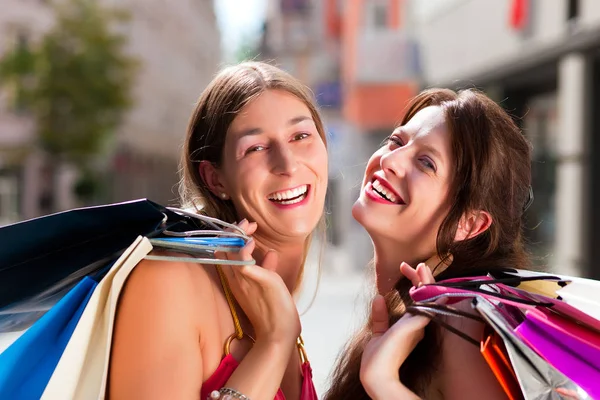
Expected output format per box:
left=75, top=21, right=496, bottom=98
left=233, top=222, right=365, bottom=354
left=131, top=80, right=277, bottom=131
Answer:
left=423, top=144, right=443, bottom=162
left=393, top=127, right=445, bottom=162
left=236, top=116, right=314, bottom=138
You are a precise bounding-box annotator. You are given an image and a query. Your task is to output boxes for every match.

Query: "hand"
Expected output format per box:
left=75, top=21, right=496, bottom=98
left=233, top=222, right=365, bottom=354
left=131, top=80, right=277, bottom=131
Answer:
left=359, top=262, right=436, bottom=400
left=216, top=219, right=301, bottom=346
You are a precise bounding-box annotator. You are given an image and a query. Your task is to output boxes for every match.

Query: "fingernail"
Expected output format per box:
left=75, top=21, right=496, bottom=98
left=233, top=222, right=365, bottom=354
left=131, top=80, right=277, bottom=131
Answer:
left=240, top=218, right=248, bottom=224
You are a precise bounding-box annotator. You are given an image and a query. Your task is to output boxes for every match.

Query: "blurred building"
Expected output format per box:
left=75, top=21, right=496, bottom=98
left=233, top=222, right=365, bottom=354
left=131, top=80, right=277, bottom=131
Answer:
left=408, top=0, right=600, bottom=278
left=259, top=0, right=420, bottom=271
left=0, top=2, right=54, bottom=225
left=109, top=0, right=221, bottom=207
left=0, top=0, right=220, bottom=224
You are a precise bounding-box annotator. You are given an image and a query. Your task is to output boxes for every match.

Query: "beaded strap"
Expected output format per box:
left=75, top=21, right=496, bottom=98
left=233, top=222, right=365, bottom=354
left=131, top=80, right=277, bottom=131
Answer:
left=208, top=387, right=250, bottom=400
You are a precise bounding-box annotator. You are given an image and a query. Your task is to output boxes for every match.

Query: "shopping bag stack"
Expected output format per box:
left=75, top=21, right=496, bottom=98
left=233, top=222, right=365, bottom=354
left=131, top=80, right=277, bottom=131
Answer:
left=410, top=269, right=600, bottom=399
left=0, top=199, right=252, bottom=399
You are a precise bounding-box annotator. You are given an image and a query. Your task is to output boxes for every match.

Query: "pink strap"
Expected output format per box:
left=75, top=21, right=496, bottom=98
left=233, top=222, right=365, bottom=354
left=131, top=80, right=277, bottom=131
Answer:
left=410, top=278, right=539, bottom=311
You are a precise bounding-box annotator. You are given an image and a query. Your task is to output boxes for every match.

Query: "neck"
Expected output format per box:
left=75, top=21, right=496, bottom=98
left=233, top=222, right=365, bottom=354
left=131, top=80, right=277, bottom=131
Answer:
left=372, top=236, right=429, bottom=294
left=251, top=230, right=309, bottom=292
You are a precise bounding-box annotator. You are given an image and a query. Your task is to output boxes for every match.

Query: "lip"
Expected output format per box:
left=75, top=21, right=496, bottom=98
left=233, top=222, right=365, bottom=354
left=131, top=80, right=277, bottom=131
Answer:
left=367, top=175, right=405, bottom=205
left=268, top=184, right=311, bottom=210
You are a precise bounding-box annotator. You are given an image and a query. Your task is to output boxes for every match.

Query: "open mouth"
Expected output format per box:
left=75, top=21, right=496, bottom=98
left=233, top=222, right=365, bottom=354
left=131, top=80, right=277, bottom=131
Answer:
left=267, top=184, right=309, bottom=205
left=370, top=177, right=404, bottom=204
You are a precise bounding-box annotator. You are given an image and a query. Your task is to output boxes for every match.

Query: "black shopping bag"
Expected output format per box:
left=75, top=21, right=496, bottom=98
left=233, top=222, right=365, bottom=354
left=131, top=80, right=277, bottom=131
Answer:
left=0, top=199, right=190, bottom=311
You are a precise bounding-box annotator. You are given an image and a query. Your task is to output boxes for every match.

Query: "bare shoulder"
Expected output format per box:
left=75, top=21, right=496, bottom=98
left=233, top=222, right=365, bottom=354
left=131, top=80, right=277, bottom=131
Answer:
left=119, top=254, right=218, bottom=325
left=109, top=255, right=222, bottom=398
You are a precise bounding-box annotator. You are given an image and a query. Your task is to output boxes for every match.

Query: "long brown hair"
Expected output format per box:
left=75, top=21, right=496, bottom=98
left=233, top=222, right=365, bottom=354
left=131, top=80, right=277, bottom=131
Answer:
left=178, top=61, right=328, bottom=289
left=324, top=88, right=532, bottom=399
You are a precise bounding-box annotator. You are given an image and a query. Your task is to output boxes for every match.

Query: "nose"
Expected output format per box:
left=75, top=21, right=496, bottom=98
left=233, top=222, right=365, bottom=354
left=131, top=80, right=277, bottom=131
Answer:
left=380, top=147, right=409, bottom=178
left=271, top=143, right=298, bottom=176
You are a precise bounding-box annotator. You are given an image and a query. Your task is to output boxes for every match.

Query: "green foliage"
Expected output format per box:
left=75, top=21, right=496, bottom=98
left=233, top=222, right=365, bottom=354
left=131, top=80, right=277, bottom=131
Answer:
left=0, top=0, right=139, bottom=166
left=73, top=167, right=107, bottom=202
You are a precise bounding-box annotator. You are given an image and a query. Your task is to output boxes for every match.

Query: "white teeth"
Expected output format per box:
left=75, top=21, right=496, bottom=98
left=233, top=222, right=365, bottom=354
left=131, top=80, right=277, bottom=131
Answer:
left=278, top=196, right=304, bottom=205
left=268, top=185, right=308, bottom=201
left=372, top=179, right=398, bottom=203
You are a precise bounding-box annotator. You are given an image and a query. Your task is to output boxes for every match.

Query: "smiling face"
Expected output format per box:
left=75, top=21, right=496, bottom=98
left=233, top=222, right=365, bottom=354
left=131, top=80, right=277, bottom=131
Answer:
left=215, top=89, right=328, bottom=240
left=352, top=106, right=455, bottom=260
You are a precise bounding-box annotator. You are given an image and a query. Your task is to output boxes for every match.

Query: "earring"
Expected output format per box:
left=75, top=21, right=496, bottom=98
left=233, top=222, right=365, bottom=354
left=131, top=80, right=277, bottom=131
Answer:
left=220, top=193, right=229, bottom=200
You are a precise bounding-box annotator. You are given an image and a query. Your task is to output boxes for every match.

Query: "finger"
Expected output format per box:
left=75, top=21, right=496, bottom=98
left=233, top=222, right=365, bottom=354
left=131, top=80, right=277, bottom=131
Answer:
left=416, top=263, right=435, bottom=285
left=387, top=312, right=432, bottom=340
left=236, top=250, right=278, bottom=285
left=371, top=295, right=389, bottom=336
left=261, top=249, right=279, bottom=272
left=373, top=312, right=432, bottom=363
left=236, top=218, right=249, bottom=233
left=237, top=238, right=256, bottom=260
left=244, top=222, right=258, bottom=236
left=220, top=264, right=242, bottom=289
left=400, top=262, right=421, bottom=287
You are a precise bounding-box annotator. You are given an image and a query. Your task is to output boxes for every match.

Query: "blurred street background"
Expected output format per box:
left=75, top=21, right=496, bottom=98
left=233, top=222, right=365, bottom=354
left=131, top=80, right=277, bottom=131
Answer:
left=2, top=0, right=600, bottom=395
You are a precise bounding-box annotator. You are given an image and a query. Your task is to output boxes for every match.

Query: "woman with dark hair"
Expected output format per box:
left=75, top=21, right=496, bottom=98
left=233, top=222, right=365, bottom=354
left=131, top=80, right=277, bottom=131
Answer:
left=325, top=88, right=533, bottom=399
left=108, top=62, right=328, bottom=400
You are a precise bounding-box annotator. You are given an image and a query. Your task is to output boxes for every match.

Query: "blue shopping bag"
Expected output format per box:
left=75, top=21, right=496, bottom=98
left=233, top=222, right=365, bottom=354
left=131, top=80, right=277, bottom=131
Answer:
left=0, top=276, right=97, bottom=399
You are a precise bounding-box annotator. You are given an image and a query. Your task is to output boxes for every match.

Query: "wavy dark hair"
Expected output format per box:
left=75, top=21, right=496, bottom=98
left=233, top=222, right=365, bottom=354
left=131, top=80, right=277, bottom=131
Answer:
left=324, top=88, right=532, bottom=399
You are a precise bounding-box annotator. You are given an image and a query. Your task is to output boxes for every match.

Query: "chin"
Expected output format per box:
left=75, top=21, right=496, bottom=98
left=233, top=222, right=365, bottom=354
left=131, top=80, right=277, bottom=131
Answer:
left=282, top=214, right=322, bottom=238
left=351, top=195, right=370, bottom=225
left=352, top=199, right=394, bottom=243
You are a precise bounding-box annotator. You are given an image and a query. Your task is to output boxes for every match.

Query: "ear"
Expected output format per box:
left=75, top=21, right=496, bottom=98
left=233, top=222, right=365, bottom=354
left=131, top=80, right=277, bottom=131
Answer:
left=199, top=161, right=228, bottom=199
left=454, top=210, right=492, bottom=241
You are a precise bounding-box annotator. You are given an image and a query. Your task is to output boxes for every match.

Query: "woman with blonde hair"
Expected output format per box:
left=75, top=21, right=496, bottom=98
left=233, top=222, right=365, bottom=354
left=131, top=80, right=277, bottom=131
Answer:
left=109, top=62, right=328, bottom=400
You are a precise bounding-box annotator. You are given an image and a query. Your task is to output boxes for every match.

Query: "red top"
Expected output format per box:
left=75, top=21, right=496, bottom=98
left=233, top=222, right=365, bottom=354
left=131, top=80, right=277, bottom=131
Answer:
left=204, top=266, right=319, bottom=400
left=200, top=354, right=318, bottom=400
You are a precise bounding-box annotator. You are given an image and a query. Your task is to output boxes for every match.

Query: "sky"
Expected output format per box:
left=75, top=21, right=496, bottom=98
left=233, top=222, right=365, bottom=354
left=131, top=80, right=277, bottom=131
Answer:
left=214, top=0, right=268, bottom=61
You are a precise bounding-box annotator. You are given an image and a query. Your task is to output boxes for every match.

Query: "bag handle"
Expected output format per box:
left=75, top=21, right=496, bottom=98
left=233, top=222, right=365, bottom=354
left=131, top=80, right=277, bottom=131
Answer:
left=436, top=275, right=564, bottom=288
left=406, top=302, right=484, bottom=347
left=411, top=280, right=554, bottom=309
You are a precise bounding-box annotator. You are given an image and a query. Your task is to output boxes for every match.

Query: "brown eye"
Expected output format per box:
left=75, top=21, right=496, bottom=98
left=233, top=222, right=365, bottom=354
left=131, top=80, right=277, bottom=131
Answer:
left=245, top=145, right=266, bottom=154
left=293, top=132, right=310, bottom=141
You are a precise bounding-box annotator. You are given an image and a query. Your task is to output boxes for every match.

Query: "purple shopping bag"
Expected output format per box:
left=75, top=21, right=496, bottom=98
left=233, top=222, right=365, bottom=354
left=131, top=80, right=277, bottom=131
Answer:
left=515, top=309, right=600, bottom=398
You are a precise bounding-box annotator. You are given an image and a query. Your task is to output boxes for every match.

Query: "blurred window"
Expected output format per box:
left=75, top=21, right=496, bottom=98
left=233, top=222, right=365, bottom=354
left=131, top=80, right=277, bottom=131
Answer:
left=363, top=0, right=389, bottom=30
left=522, top=93, right=558, bottom=266
left=373, top=4, right=387, bottom=29
left=281, top=0, right=310, bottom=14
left=325, top=177, right=341, bottom=246
left=568, top=0, right=579, bottom=21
